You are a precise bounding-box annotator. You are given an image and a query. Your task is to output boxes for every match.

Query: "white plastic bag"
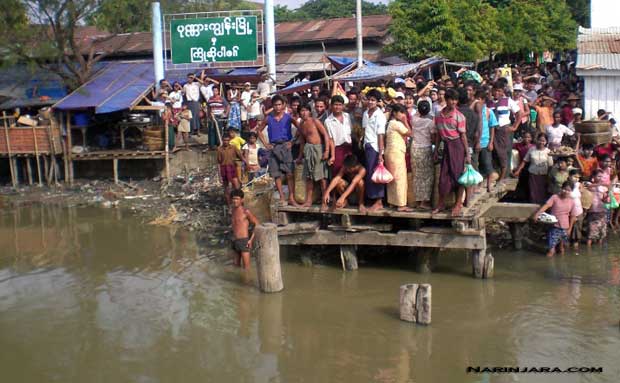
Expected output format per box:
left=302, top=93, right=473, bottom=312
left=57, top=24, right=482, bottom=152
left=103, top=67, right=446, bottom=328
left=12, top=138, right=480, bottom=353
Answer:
left=371, top=163, right=393, bottom=184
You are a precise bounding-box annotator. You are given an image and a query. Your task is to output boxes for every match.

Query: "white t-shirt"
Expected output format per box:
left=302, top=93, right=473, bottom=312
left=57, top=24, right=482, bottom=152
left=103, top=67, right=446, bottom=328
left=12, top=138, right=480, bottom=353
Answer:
left=183, top=82, right=200, bottom=102
left=362, top=108, right=387, bottom=152
left=257, top=80, right=272, bottom=98
left=495, top=97, right=520, bottom=127
left=249, top=100, right=261, bottom=118
left=168, top=91, right=183, bottom=109
left=200, top=83, right=214, bottom=102
left=324, top=113, right=352, bottom=147
left=546, top=124, right=574, bottom=146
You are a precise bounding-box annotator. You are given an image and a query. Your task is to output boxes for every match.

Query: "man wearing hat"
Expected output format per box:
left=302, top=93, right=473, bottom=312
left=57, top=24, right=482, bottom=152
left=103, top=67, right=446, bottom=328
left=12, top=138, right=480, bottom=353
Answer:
left=561, top=93, right=580, bottom=126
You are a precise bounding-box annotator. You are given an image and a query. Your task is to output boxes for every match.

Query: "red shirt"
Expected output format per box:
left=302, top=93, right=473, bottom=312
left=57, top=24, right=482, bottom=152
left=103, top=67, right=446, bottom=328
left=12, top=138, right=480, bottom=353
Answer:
left=435, top=108, right=466, bottom=141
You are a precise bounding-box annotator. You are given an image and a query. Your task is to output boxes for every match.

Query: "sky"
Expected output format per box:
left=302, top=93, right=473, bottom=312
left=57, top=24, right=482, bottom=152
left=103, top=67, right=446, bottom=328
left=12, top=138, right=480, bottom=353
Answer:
left=275, top=0, right=389, bottom=9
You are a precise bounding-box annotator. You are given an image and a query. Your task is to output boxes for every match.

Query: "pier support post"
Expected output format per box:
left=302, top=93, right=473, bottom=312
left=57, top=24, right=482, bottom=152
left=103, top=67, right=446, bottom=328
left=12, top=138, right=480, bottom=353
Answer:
left=415, top=248, right=438, bottom=274
left=255, top=223, right=284, bottom=293
left=399, top=283, right=431, bottom=325
left=510, top=223, right=524, bottom=250
left=340, top=245, right=358, bottom=271
left=472, top=249, right=494, bottom=279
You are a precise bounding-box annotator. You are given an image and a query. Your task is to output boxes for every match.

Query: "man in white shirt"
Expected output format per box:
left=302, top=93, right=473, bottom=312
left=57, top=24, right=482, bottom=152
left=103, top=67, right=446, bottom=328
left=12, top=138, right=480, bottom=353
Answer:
left=240, top=82, right=253, bottom=129
left=323, top=95, right=353, bottom=175
left=492, top=82, right=521, bottom=180
left=256, top=73, right=272, bottom=98
left=183, top=73, right=202, bottom=135
left=362, top=89, right=387, bottom=211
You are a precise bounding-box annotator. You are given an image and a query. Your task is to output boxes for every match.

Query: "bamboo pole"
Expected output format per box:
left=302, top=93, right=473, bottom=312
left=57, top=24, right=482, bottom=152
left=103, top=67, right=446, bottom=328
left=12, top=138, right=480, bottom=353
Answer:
left=66, top=112, right=73, bottom=185
left=31, top=125, right=42, bottom=186
left=48, top=117, right=59, bottom=185
left=2, top=111, right=17, bottom=187
left=164, top=121, right=170, bottom=182
left=62, top=113, right=70, bottom=183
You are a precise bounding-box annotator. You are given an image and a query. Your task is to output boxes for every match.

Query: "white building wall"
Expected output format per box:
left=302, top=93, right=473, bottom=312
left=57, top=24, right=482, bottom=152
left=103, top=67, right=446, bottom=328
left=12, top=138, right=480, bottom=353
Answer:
left=591, top=0, right=620, bottom=28
left=582, top=74, right=620, bottom=119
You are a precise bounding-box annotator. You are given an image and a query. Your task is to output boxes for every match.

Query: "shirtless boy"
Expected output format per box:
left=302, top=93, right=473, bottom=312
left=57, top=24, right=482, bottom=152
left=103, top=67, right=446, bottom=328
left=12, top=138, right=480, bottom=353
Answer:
left=230, top=189, right=260, bottom=269
left=218, top=135, right=246, bottom=204
left=295, top=104, right=331, bottom=207
left=322, top=154, right=367, bottom=212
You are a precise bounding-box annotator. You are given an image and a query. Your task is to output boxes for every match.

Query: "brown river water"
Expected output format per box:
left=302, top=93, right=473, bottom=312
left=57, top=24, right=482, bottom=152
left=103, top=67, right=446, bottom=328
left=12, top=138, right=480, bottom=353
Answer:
left=1, top=205, right=619, bottom=383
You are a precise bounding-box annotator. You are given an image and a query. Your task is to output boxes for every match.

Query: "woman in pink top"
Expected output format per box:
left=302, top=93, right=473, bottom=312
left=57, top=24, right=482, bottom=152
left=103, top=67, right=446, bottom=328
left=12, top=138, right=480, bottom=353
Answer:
left=534, top=181, right=575, bottom=257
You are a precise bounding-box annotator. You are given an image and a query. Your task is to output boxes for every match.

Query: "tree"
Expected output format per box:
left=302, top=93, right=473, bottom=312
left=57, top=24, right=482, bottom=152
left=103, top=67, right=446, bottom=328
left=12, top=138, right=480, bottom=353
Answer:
left=274, top=0, right=388, bottom=23
left=0, top=0, right=127, bottom=90
left=566, top=0, right=590, bottom=28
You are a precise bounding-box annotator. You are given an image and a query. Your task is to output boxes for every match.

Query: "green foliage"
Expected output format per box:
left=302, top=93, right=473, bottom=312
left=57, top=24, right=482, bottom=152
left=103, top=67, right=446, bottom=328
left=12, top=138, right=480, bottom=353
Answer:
left=566, top=0, right=590, bottom=28
left=388, top=0, right=578, bottom=62
left=274, top=0, right=388, bottom=23
left=89, top=0, right=260, bottom=33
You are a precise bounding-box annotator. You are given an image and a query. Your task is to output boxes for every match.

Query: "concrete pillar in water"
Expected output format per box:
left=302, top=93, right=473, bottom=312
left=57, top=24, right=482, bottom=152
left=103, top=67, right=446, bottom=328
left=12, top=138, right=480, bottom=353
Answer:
left=255, top=223, right=284, bottom=293
left=399, top=283, right=431, bottom=325
left=510, top=223, right=524, bottom=250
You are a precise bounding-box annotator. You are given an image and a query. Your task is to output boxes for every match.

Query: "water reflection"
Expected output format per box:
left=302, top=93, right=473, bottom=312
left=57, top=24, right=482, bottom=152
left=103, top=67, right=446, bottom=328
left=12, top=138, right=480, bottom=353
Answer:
left=0, top=205, right=619, bottom=382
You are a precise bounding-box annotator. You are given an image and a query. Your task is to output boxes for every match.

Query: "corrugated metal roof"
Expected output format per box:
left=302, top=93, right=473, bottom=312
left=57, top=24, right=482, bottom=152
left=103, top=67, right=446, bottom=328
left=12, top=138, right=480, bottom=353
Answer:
left=0, top=66, right=69, bottom=109
left=275, top=15, right=391, bottom=46
left=577, top=26, right=620, bottom=70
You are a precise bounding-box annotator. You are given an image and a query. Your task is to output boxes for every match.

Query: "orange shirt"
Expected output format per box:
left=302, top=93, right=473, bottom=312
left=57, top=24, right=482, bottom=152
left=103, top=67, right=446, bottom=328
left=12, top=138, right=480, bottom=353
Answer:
left=577, top=154, right=598, bottom=178
left=535, top=105, right=554, bottom=131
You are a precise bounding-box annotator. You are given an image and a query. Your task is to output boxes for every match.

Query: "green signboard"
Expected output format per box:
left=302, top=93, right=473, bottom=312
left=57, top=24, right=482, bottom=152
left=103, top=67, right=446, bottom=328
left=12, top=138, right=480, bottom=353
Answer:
left=170, top=16, right=258, bottom=64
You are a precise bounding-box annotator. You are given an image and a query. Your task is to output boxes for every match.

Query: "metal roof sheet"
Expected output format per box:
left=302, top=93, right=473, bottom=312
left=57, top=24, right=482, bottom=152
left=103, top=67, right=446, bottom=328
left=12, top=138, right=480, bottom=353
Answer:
left=577, top=26, right=620, bottom=70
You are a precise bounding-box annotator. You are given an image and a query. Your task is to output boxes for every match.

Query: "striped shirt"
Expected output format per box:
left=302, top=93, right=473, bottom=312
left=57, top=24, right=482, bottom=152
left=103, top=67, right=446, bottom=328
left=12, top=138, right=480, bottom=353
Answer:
left=435, top=108, right=466, bottom=141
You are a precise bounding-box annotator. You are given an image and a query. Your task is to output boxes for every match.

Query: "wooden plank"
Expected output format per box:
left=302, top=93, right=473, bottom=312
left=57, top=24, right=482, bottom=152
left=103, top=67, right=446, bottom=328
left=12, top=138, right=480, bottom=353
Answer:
left=327, top=223, right=393, bottom=232
left=483, top=202, right=539, bottom=222
left=279, top=229, right=486, bottom=250
left=276, top=221, right=321, bottom=235
left=130, top=105, right=165, bottom=111
left=113, top=159, right=119, bottom=184
left=419, top=226, right=483, bottom=237
left=278, top=205, right=470, bottom=221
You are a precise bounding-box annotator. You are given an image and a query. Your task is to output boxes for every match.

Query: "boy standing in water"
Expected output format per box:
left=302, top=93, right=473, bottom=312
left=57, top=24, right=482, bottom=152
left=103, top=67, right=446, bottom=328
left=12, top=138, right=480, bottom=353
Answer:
left=230, top=189, right=260, bottom=269
left=295, top=104, right=331, bottom=207
left=218, top=135, right=245, bottom=204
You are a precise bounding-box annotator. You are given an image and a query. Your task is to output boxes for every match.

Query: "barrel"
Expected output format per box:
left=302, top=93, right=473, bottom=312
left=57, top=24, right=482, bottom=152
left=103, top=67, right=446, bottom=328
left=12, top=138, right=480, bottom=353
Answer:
left=575, top=120, right=612, bottom=134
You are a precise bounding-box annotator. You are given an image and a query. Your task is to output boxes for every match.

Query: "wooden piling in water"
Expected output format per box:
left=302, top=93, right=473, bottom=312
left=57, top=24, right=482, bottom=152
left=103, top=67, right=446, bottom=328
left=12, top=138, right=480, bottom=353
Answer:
left=255, top=223, right=284, bottom=293
left=399, top=283, right=432, bottom=325
left=340, top=245, right=358, bottom=271
left=472, top=249, right=494, bottom=279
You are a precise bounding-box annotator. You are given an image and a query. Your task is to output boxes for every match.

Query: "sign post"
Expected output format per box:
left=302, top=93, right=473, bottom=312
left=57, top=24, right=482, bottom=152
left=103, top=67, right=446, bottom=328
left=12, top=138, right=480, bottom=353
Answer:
left=170, top=16, right=258, bottom=65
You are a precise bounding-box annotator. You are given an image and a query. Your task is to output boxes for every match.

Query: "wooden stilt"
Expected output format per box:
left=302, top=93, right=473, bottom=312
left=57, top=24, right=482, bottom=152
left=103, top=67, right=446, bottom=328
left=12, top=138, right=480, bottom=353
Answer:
left=255, top=223, right=284, bottom=293
left=340, top=245, right=358, bottom=271
left=43, top=156, right=49, bottom=185
left=48, top=118, right=60, bottom=185
left=2, top=112, right=17, bottom=187
left=509, top=223, right=524, bottom=250
left=31, top=124, right=42, bottom=186
left=66, top=112, right=73, bottom=185
left=472, top=249, right=494, bottom=279
left=415, top=248, right=435, bottom=274
left=164, top=120, right=170, bottom=182
left=25, top=158, right=33, bottom=185
left=113, top=158, right=119, bottom=184
left=399, top=283, right=432, bottom=325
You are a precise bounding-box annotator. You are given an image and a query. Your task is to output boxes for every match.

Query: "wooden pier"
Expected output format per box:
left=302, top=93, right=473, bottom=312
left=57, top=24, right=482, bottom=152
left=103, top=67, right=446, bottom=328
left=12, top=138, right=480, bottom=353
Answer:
left=272, top=178, right=539, bottom=278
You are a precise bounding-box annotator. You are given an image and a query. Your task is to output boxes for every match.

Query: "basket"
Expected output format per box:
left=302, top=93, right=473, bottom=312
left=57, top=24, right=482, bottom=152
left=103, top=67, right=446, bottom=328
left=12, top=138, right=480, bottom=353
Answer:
left=580, top=131, right=612, bottom=145
left=575, top=121, right=611, bottom=134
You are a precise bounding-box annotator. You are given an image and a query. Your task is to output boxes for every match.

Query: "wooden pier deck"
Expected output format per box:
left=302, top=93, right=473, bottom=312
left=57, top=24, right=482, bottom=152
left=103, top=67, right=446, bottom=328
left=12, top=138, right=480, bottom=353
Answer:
left=271, top=178, right=540, bottom=279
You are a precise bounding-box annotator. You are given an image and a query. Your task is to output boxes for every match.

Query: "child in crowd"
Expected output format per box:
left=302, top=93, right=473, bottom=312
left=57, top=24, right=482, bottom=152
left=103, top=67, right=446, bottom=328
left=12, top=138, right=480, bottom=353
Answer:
left=242, top=132, right=261, bottom=181
left=218, top=135, right=245, bottom=204
left=228, top=128, right=246, bottom=181
left=548, top=157, right=569, bottom=195
left=322, top=154, right=367, bottom=212
left=534, top=181, right=575, bottom=257
left=296, top=104, right=331, bottom=208
left=568, top=169, right=584, bottom=249
left=586, top=169, right=609, bottom=246
left=176, top=104, right=192, bottom=150
left=230, top=189, right=259, bottom=269
left=575, top=134, right=598, bottom=180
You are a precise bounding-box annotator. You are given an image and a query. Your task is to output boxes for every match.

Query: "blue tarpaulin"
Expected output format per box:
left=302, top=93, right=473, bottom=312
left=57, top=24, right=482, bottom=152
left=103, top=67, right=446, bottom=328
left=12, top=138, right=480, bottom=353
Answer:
left=327, top=56, right=377, bottom=70
left=333, top=57, right=444, bottom=82
left=54, top=61, right=154, bottom=114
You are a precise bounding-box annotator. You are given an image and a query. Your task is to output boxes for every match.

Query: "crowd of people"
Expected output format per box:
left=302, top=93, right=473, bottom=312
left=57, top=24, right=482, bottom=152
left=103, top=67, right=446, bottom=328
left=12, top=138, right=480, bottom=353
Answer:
left=155, top=59, right=620, bottom=261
